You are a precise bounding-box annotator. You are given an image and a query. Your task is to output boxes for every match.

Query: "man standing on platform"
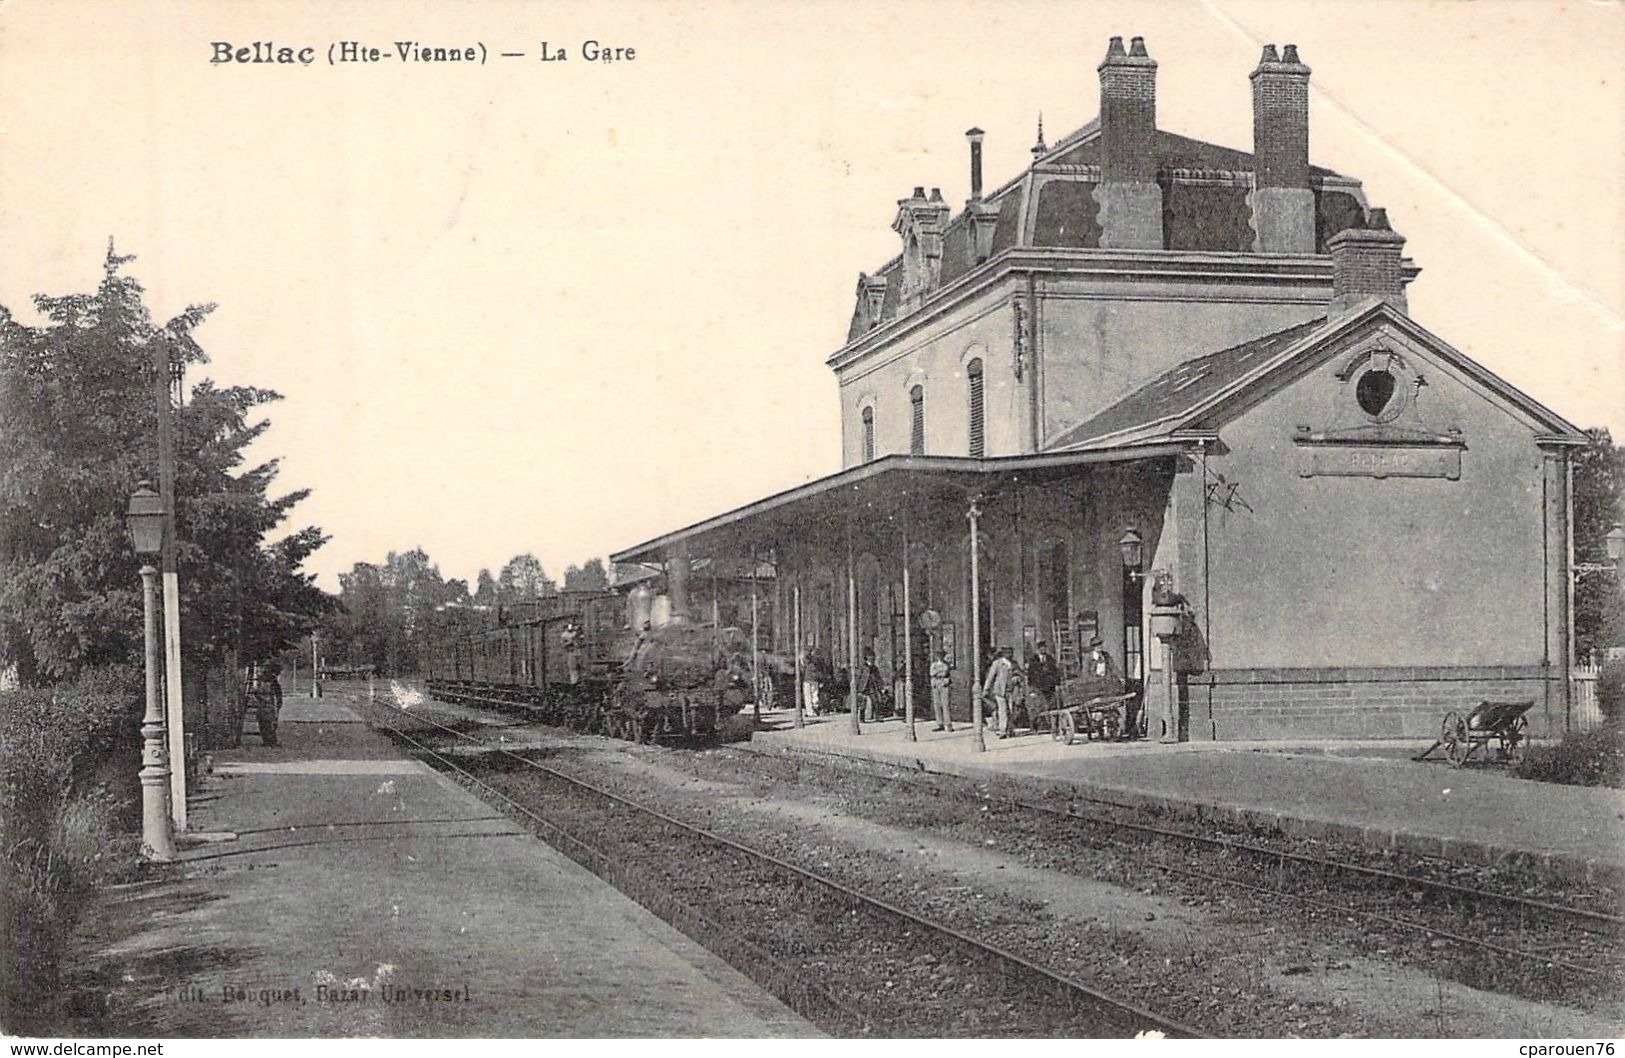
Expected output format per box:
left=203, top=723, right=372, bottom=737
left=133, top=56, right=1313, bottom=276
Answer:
left=982, top=645, right=1017, bottom=739
left=929, top=649, right=953, bottom=732
left=801, top=643, right=828, bottom=717
left=1027, top=640, right=1060, bottom=725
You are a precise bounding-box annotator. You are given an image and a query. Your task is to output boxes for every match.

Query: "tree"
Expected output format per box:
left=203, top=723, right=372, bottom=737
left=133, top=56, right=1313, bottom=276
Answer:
left=563, top=557, right=610, bottom=592
left=0, top=244, right=331, bottom=684
left=472, top=569, right=498, bottom=607
left=498, top=553, right=556, bottom=603
left=1573, top=428, right=1625, bottom=660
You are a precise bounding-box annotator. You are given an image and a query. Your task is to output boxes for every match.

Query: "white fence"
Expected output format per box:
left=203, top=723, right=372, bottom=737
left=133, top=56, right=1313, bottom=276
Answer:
left=1571, top=662, right=1604, bottom=731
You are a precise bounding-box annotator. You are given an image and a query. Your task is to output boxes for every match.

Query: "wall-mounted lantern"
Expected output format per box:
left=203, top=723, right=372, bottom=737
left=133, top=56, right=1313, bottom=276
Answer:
left=1118, top=529, right=1144, bottom=572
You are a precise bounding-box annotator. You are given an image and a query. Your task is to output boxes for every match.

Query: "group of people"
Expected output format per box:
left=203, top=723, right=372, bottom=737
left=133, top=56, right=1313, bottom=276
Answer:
left=796, top=645, right=892, bottom=721
left=956, top=636, right=1125, bottom=737
left=797, top=634, right=1127, bottom=739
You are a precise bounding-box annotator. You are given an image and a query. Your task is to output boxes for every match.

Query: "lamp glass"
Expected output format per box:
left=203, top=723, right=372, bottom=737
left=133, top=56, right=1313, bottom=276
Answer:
left=126, top=486, right=165, bottom=559
left=1607, top=525, right=1625, bottom=563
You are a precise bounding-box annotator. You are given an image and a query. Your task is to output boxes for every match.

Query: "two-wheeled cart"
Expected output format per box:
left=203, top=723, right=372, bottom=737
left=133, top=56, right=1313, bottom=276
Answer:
left=1414, top=698, right=1534, bottom=767
left=1038, top=691, right=1138, bottom=746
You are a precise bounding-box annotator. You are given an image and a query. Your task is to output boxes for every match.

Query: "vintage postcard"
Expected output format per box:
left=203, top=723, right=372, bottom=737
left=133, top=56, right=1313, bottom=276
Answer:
left=1, top=0, right=1621, bottom=1046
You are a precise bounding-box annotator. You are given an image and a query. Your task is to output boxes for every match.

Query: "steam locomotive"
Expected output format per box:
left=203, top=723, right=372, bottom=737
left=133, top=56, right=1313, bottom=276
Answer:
left=422, top=589, right=753, bottom=742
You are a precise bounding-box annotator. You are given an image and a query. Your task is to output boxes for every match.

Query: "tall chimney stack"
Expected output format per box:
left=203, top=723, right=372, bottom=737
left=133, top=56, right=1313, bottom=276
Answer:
left=1327, top=208, right=1411, bottom=315
left=966, top=127, right=985, bottom=201
left=1249, top=43, right=1315, bottom=253
left=1094, top=35, right=1163, bottom=249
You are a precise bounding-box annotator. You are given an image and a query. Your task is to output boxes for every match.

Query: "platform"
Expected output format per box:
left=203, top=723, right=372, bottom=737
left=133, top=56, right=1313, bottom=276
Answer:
left=746, top=712, right=1625, bottom=887
left=75, top=690, right=816, bottom=1037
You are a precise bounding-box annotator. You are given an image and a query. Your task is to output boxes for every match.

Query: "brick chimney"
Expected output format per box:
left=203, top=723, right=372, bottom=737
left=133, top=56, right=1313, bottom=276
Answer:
left=894, top=186, right=951, bottom=310
left=1093, top=35, right=1163, bottom=249
left=966, top=127, right=985, bottom=201
left=965, top=128, right=1000, bottom=264
left=1327, top=208, right=1410, bottom=314
left=1249, top=43, right=1315, bottom=253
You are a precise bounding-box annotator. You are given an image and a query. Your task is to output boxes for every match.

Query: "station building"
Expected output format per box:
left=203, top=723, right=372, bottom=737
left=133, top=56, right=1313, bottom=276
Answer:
left=612, top=37, right=1586, bottom=742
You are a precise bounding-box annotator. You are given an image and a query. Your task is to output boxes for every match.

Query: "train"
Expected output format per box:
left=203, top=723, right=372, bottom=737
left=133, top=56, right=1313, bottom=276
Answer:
left=422, top=589, right=756, bottom=742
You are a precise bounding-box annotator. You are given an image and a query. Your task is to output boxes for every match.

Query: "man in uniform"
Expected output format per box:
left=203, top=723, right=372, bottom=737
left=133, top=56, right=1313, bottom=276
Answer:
left=929, top=648, right=953, bottom=731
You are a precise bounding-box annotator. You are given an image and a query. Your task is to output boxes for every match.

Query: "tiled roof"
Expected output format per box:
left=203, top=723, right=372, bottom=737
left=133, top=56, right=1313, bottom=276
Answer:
left=1045, top=316, right=1330, bottom=450
left=849, top=119, right=1366, bottom=339
left=1051, top=128, right=1345, bottom=179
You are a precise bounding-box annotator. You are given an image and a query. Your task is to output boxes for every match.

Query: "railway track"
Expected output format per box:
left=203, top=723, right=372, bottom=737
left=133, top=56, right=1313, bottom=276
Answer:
left=745, top=748, right=1625, bottom=997
left=368, top=694, right=1201, bottom=1038
left=380, top=689, right=1623, bottom=1012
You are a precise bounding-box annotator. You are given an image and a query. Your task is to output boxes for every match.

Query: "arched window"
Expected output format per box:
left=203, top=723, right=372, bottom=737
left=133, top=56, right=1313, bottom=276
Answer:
left=861, top=405, right=875, bottom=463
left=966, top=358, right=985, bottom=457
left=909, top=385, right=925, bottom=455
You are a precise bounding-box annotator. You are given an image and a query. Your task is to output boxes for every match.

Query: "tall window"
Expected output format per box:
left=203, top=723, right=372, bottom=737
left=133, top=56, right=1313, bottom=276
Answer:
left=966, top=358, right=985, bottom=457
left=861, top=405, right=875, bottom=463
left=909, top=385, right=925, bottom=455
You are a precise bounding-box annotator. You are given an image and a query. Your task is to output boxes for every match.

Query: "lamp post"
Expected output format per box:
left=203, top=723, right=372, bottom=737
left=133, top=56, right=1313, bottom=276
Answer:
left=1575, top=524, right=1625, bottom=579
left=127, top=482, right=175, bottom=861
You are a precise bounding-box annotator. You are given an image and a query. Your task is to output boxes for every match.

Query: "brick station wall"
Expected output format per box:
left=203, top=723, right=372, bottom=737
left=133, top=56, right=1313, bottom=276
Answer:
left=1187, top=665, right=1560, bottom=741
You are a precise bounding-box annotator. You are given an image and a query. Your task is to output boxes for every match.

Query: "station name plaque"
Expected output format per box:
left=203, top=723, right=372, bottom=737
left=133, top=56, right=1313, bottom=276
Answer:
left=1296, top=443, right=1462, bottom=480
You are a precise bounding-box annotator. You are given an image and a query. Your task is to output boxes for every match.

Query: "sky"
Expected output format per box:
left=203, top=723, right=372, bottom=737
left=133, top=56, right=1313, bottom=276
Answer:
left=2, top=0, right=1621, bottom=592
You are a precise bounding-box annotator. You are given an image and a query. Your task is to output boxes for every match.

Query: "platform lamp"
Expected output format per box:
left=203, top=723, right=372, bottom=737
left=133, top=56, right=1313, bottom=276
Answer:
left=127, top=481, right=176, bottom=861
left=1575, top=523, right=1625, bottom=578
left=1118, top=529, right=1145, bottom=579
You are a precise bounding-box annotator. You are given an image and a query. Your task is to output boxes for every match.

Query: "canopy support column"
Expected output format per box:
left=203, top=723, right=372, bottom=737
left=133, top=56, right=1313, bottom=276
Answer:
left=901, top=522, right=916, bottom=742
left=969, top=495, right=986, bottom=752
left=750, top=554, right=761, bottom=722
left=793, top=576, right=805, bottom=729
left=848, top=520, right=861, bottom=736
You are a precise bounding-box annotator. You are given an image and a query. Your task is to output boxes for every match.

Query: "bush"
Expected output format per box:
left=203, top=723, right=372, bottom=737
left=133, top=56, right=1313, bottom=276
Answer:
left=1515, top=724, right=1625, bottom=788
left=1597, top=659, right=1625, bottom=724
left=1, top=668, right=146, bottom=1031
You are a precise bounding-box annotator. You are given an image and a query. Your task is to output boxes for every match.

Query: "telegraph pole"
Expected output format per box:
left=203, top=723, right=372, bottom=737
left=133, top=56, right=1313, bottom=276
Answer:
left=154, top=337, right=188, bottom=829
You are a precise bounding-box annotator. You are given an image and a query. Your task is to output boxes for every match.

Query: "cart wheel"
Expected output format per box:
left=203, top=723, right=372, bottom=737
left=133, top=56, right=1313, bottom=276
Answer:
left=1503, top=716, right=1528, bottom=765
left=1059, top=711, right=1078, bottom=746
left=1441, top=710, right=1469, bottom=768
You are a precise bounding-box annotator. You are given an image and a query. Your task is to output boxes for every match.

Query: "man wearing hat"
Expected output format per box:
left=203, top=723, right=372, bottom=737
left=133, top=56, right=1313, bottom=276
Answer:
left=1079, top=635, right=1128, bottom=738
left=1027, top=640, right=1060, bottom=725
left=981, top=645, right=1019, bottom=739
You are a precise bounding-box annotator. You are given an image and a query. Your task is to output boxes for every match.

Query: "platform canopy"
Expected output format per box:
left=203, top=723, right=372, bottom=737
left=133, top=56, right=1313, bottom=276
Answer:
left=611, top=444, right=1188, bottom=566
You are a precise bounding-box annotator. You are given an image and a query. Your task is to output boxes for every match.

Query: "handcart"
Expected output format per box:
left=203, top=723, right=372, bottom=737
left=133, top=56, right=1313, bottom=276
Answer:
left=1414, top=699, right=1534, bottom=768
left=1039, top=691, right=1138, bottom=746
